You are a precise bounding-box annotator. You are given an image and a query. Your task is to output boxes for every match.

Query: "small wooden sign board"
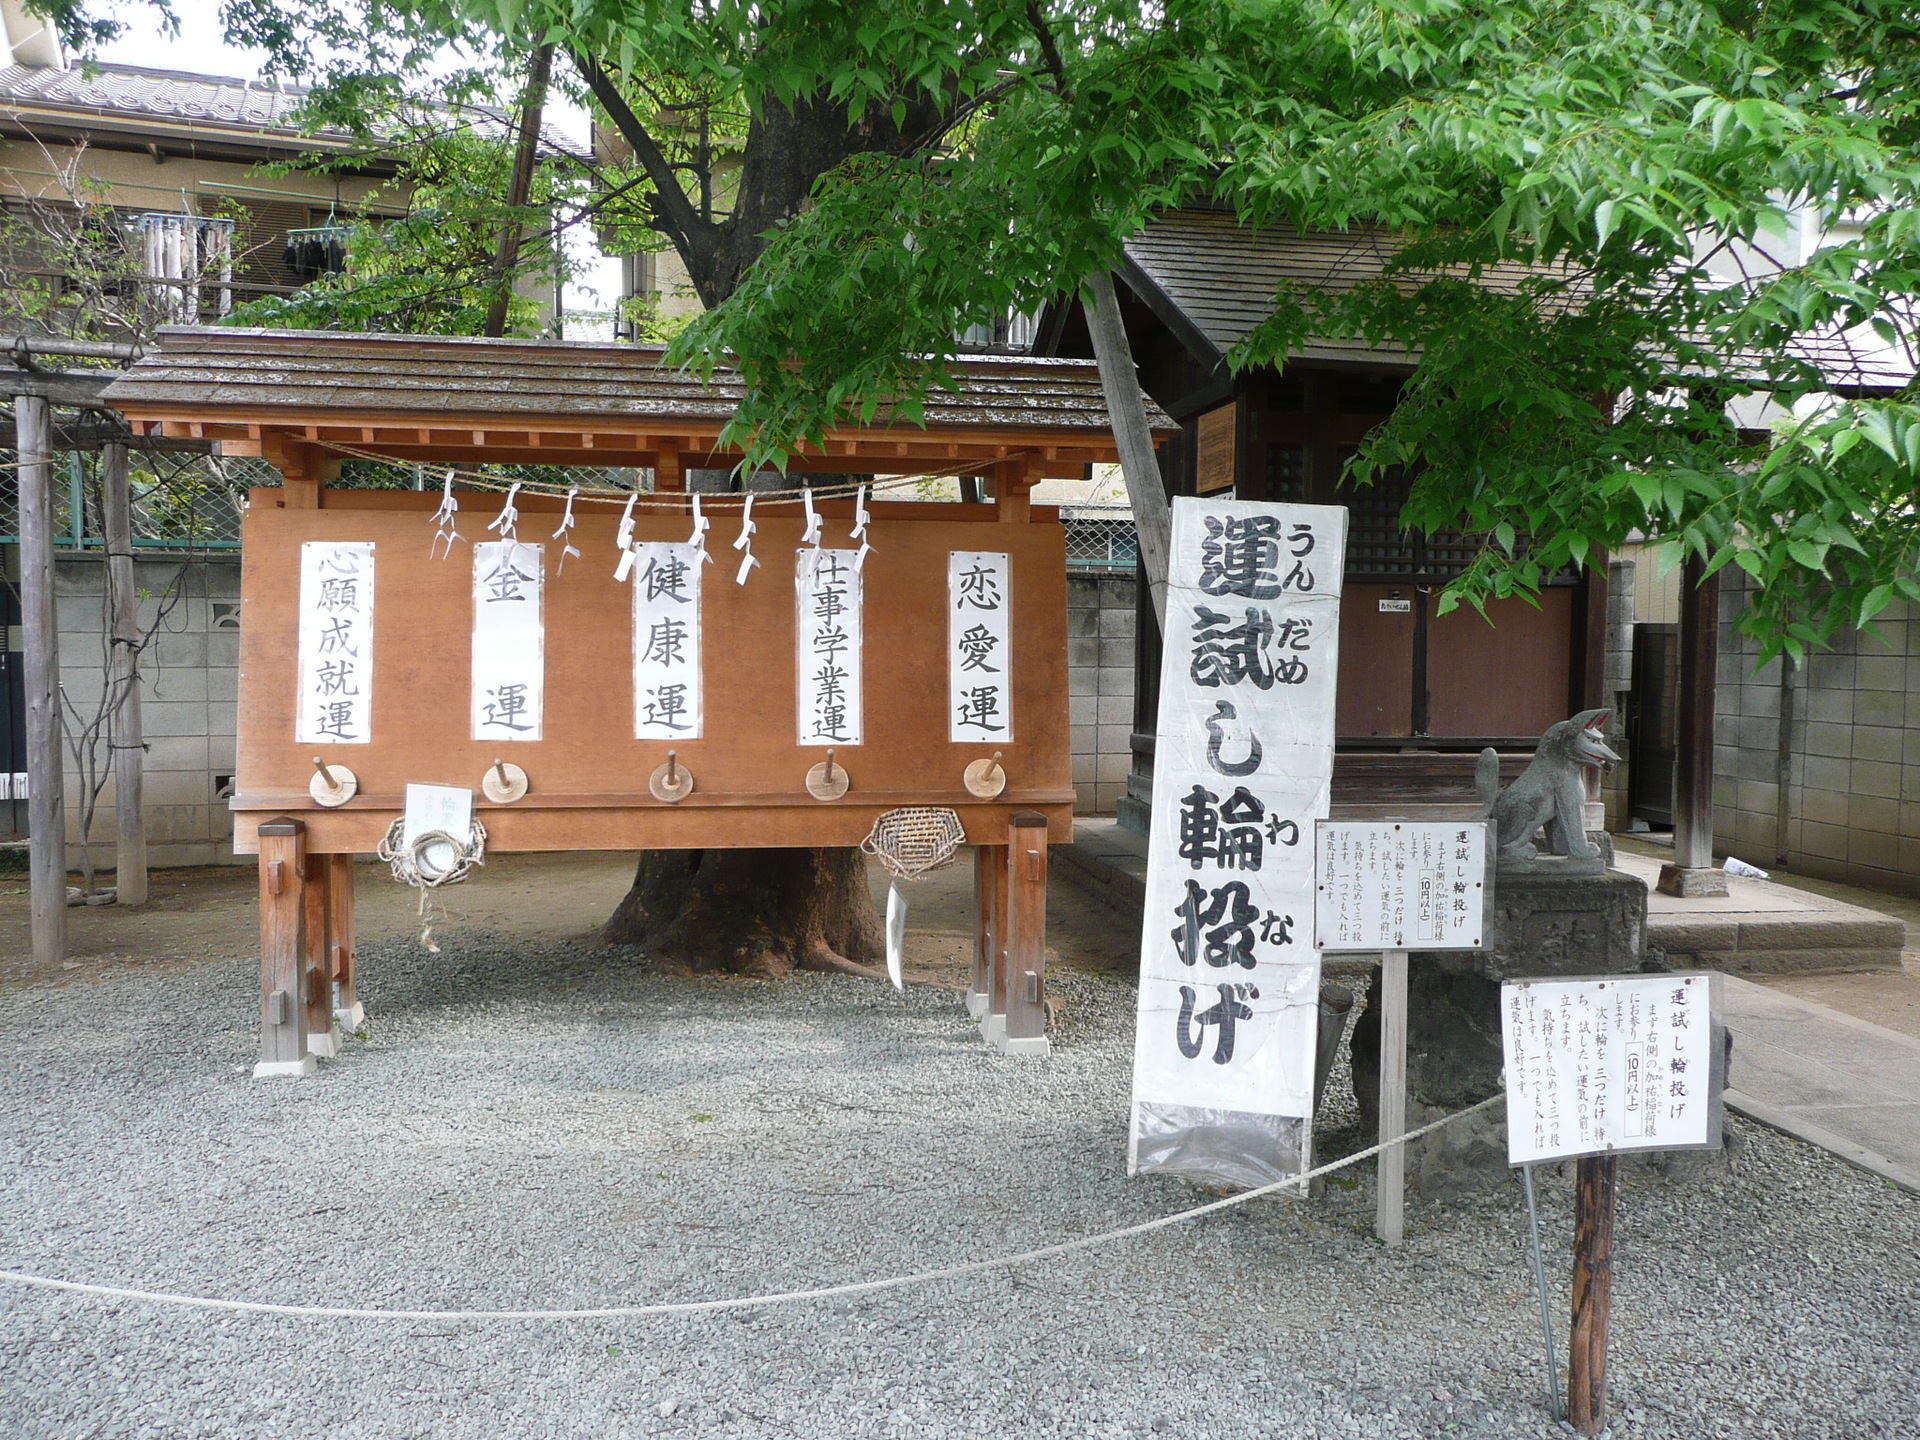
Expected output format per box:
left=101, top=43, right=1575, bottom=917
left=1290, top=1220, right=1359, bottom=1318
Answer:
left=1500, top=971, right=1726, bottom=1437
left=1501, top=972, right=1725, bottom=1165
left=1313, top=819, right=1491, bottom=953
left=1311, top=820, right=1491, bottom=1250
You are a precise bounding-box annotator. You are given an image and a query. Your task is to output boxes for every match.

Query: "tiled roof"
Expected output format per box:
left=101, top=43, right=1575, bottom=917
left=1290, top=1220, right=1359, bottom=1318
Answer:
left=102, top=327, right=1178, bottom=440
left=0, top=61, right=590, bottom=162
left=1121, top=209, right=1915, bottom=391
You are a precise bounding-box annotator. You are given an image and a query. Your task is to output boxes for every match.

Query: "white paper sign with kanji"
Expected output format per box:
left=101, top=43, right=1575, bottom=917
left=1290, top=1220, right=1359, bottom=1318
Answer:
left=949, top=550, right=1012, bottom=742
left=471, top=541, right=544, bottom=741
left=631, top=541, right=704, bottom=740
left=796, top=547, right=862, bottom=745
left=1314, top=821, right=1490, bottom=952
left=295, top=540, right=374, bottom=744
left=1129, top=499, right=1347, bottom=1189
left=1502, top=973, right=1721, bottom=1164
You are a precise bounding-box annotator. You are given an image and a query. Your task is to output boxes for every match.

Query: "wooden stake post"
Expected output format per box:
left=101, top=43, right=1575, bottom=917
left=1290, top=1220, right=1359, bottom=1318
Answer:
left=15, top=393, right=65, bottom=970
left=101, top=440, right=148, bottom=906
left=1567, top=1153, right=1618, bottom=1435
left=1375, top=948, right=1409, bottom=1246
left=998, top=811, right=1051, bottom=1057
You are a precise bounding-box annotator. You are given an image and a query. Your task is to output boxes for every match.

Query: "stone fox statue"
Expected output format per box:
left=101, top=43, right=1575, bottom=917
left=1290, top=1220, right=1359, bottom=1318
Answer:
left=1475, top=709, right=1621, bottom=866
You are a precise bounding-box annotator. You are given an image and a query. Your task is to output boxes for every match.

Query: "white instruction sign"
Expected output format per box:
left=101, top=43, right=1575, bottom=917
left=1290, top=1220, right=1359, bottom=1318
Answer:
left=1502, top=973, right=1720, bottom=1165
left=1314, top=821, right=1490, bottom=952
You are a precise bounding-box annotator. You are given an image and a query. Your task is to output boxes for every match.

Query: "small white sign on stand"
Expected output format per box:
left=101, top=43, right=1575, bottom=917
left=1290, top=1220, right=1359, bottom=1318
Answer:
left=1502, top=972, right=1723, bottom=1165
left=1314, top=820, right=1492, bottom=1246
left=402, top=783, right=474, bottom=880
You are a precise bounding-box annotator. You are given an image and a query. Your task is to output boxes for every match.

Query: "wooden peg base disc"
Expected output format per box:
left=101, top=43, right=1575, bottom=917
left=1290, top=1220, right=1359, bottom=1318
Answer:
left=805, top=760, right=850, bottom=801
left=650, top=762, right=694, bottom=803
left=309, top=766, right=358, bottom=807
left=482, top=762, right=529, bottom=803
left=963, top=758, right=1007, bottom=799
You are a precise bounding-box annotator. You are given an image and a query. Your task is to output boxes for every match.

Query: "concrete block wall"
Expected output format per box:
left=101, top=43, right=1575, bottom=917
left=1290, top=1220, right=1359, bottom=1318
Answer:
left=1714, top=571, right=1920, bottom=895
left=53, top=553, right=242, bottom=870
left=1068, top=572, right=1137, bottom=815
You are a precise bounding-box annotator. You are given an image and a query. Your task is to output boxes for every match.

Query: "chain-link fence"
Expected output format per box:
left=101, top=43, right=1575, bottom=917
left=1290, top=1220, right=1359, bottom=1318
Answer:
left=1, top=446, right=250, bottom=551
left=1062, top=505, right=1138, bottom=572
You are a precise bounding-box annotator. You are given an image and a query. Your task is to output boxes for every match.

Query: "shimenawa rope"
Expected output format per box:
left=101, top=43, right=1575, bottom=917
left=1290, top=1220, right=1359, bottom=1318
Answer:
left=0, top=1093, right=1505, bottom=1322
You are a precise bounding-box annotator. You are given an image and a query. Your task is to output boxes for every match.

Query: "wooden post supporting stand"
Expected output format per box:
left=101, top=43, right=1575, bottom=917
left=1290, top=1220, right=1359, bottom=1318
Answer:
left=1000, top=811, right=1051, bottom=1057
left=101, top=441, right=147, bottom=907
left=969, top=844, right=1003, bottom=1020
left=327, top=853, right=362, bottom=1031
left=981, top=837, right=1013, bottom=1045
left=1375, top=949, right=1409, bottom=1245
left=301, top=854, right=337, bottom=1056
left=1567, top=1153, right=1619, bottom=1435
left=255, top=817, right=316, bottom=1078
left=15, top=393, right=65, bottom=969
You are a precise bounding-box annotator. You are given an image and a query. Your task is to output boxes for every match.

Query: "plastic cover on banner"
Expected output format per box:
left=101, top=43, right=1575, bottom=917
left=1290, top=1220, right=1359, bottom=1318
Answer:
left=1127, top=499, right=1348, bottom=1191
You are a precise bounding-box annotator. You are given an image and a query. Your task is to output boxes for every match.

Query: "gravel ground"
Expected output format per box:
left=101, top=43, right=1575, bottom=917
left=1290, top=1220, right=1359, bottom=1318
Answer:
left=1, top=928, right=1916, bottom=1440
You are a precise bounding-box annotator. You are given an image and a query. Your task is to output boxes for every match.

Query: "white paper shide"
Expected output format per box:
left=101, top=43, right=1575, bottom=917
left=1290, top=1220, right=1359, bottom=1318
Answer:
left=948, top=550, right=1012, bottom=742
left=1315, top=821, right=1489, bottom=952
left=631, top=541, right=704, bottom=740
left=296, top=540, right=374, bottom=744
left=1503, top=974, right=1718, bottom=1164
left=470, top=541, right=544, bottom=741
left=1129, top=499, right=1347, bottom=1188
left=796, top=548, right=862, bottom=745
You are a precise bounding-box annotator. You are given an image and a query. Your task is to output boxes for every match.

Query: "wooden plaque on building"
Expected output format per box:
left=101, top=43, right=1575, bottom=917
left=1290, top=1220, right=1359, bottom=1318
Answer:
left=1195, top=402, right=1238, bottom=495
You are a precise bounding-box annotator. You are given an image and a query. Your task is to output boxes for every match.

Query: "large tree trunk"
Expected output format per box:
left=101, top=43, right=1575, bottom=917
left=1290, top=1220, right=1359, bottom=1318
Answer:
left=573, top=61, right=946, bottom=976
left=602, top=846, right=886, bottom=981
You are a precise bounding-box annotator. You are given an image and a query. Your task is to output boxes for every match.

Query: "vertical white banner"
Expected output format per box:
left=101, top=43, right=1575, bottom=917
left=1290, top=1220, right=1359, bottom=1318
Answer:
left=631, top=541, right=703, bottom=739
left=796, top=547, right=862, bottom=745
left=1129, top=499, right=1347, bottom=1189
left=948, top=550, right=1013, bottom=742
left=295, top=540, right=374, bottom=744
left=470, top=541, right=544, bottom=740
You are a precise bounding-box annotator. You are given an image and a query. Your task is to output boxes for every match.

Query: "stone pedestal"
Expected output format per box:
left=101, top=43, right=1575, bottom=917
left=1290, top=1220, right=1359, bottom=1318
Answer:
left=1350, top=868, right=1648, bottom=1195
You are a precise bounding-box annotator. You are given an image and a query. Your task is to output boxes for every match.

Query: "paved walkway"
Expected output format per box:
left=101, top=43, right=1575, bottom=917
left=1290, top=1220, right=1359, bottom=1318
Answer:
left=1057, top=818, right=1920, bottom=1194
left=1721, top=975, right=1920, bottom=1194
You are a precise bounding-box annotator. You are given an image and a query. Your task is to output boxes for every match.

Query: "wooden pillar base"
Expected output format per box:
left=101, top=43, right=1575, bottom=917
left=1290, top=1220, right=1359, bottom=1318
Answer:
left=326, top=852, right=361, bottom=1031
left=970, top=844, right=1003, bottom=1020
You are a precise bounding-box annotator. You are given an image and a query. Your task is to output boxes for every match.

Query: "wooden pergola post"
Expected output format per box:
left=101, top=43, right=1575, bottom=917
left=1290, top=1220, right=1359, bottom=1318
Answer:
left=15, top=393, right=65, bottom=969
left=1658, top=555, right=1728, bottom=897
left=101, top=440, right=148, bottom=906
left=328, top=853, right=362, bottom=1031
left=999, top=811, right=1051, bottom=1057
left=990, top=817, right=1052, bottom=1067
left=969, top=843, right=1002, bottom=1020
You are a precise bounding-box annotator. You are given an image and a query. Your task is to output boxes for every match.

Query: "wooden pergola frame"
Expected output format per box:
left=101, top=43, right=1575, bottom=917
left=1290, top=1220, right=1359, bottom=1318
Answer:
left=100, top=328, right=1176, bottom=1076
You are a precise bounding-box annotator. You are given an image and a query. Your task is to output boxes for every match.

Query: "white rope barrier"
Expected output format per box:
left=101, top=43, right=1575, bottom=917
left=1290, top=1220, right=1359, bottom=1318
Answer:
left=0, top=1093, right=1505, bottom=1323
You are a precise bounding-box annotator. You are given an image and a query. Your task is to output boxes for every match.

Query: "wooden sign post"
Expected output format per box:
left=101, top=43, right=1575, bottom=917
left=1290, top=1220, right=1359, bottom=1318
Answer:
left=1314, top=820, right=1491, bottom=1246
left=1502, top=973, right=1725, bottom=1432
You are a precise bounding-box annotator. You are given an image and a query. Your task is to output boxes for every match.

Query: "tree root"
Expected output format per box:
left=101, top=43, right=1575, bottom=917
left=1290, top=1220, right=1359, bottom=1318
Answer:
left=797, top=938, right=886, bottom=982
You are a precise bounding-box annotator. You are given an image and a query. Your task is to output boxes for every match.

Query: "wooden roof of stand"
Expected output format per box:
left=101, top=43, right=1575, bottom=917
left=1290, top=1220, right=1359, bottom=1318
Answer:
left=102, top=327, right=1177, bottom=477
